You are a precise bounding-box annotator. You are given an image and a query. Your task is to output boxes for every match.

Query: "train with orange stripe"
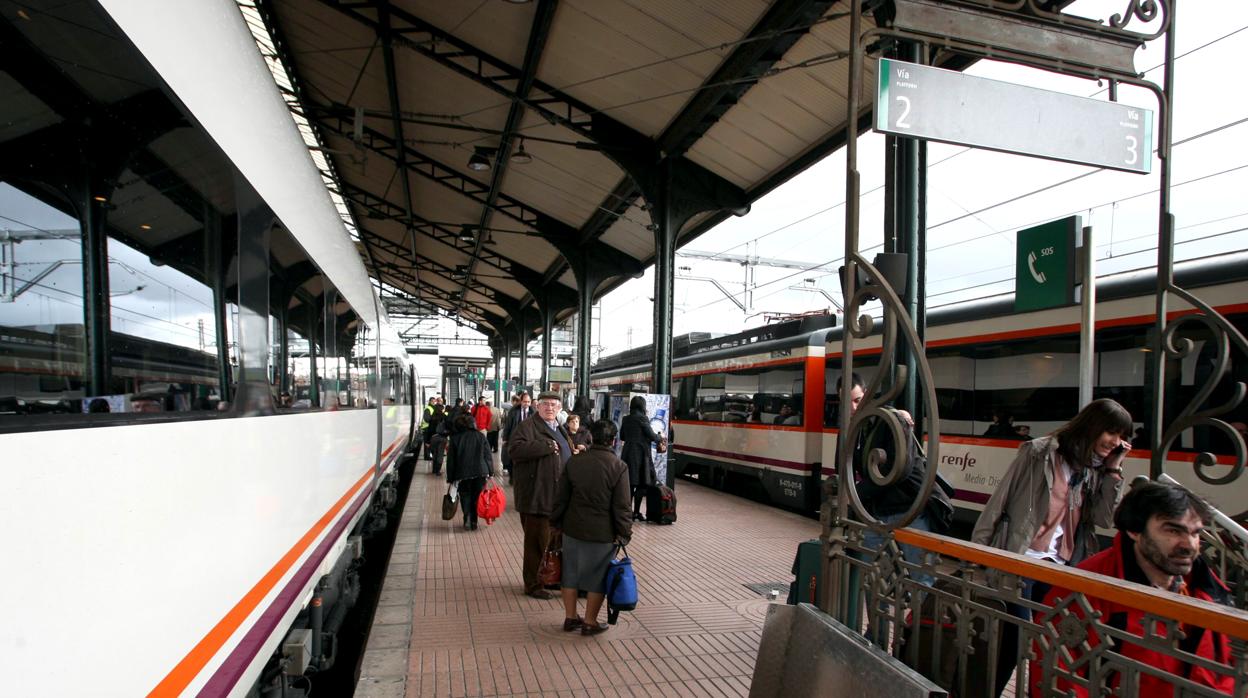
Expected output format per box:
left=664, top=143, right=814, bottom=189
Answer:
left=1, top=4, right=419, bottom=697
left=590, top=252, right=1248, bottom=522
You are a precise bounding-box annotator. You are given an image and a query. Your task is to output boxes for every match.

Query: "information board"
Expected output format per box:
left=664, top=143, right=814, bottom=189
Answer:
left=876, top=59, right=1153, bottom=174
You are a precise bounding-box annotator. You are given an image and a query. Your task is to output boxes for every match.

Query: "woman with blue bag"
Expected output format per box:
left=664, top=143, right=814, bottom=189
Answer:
left=551, top=419, right=633, bottom=636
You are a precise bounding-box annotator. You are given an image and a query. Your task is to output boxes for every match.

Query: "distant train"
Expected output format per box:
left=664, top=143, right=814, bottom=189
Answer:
left=1, top=4, right=418, bottom=696
left=590, top=252, right=1248, bottom=521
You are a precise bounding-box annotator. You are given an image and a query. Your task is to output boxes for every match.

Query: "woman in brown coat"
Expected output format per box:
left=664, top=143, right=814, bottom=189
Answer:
left=551, top=419, right=633, bottom=635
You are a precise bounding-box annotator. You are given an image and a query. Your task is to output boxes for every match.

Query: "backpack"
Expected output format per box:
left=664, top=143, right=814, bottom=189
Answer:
left=861, top=407, right=954, bottom=534
left=604, top=545, right=638, bottom=624
left=476, top=478, right=506, bottom=525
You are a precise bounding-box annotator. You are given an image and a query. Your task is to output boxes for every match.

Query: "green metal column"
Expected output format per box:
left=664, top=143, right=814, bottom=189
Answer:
left=651, top=159, right=676, bottom=396
left=540, top=302, right=554, bottom=392
left=79, top=161, right=111, bottom=397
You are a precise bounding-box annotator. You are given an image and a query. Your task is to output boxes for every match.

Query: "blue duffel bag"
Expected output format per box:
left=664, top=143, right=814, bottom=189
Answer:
left=604, top=544, right=637, bottom=625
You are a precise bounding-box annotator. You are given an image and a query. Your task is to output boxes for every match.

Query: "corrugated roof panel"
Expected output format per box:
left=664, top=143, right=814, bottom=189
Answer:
left=398, top=0, right=533, bottom=69
left=539, top=0, right=750, bottom=137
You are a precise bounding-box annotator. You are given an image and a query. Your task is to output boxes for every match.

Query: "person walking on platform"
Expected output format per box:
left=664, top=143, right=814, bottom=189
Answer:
left=1030, top=481, right=1230, bottom=697
left=551, top=419, right=632, bottom=635
left=447, top=412, right=493, bottom=531
left=420, top=397, right=436, bottom=458
left=488, top=399, right=504, bottom=454
left=508, top=390, right=573, bottom=599
left=501, top=391, right=531, bottom=477
left=972, top=397, right=1131, bottom=696
left=430, top=406, right=451, bottom=477
left=565, top=413, right=591, bottom=455
left=620, top=395, right=664, bottom=521
left=473, top=395, right=492, bottom=434
left=423, top=403, right=446, bottom=464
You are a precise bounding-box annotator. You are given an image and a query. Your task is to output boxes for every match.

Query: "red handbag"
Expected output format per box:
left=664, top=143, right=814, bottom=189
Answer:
left=476, top=478, right=506, bottom=525
left=537, top=534, right=562, bottom=586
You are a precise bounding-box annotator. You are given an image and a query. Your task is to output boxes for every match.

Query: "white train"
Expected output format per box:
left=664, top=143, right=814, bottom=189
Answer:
left=591, top=252, right=1248, bottom=521
left=1, top=2, right=418, bottom=696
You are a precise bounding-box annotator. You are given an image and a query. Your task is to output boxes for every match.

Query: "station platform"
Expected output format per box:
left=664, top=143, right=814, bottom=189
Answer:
left=355, top=457, right=820, bottom=698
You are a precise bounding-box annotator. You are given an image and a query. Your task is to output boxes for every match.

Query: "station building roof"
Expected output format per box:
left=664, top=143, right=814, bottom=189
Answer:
left=250, top=0, right=979, bottom=346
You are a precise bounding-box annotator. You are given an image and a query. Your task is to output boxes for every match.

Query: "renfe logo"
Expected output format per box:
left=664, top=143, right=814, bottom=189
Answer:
left=940, top=452, right=977, bottom=471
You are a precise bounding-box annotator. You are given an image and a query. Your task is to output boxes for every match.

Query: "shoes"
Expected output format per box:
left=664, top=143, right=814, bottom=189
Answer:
left=562, top=616, right=584, bottom=632
left=581, top=622, right=609, bottom=636
left=470, top=522, right=479, bottom=530
left=632, top=512, right=644, bottom=521
left=463, top=522, right=472, bottom=530
left=525, top=589, right=555, bottom=600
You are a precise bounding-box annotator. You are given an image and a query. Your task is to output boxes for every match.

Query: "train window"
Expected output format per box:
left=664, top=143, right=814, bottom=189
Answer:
left=685, top=363, right=805, bottom=424
left=0, top=184, right=88, bottom=420
left=350, top=321, right=377, bottom=408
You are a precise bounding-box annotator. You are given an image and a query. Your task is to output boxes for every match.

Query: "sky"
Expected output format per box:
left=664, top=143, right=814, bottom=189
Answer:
left=589, top=0, right=1248, bottom=361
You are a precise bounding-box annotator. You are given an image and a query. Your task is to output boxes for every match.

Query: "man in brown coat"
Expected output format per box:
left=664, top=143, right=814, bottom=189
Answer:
left=508, top=390, right=573, bottom=598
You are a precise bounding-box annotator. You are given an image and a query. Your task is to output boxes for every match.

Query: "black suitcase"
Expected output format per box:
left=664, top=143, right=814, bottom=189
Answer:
left=646, top=484, right=677, bottom=524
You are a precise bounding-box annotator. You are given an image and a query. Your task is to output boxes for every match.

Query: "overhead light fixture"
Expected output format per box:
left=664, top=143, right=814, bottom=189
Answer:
left=509, top=139, right=532, bottom=165
left=467, top=146, right=493, bottom=172
left=459, top=225, right=476, bottom=242
left=139, top=224, right=152, bottom=231
left=93, top=195, right=107, bottom=203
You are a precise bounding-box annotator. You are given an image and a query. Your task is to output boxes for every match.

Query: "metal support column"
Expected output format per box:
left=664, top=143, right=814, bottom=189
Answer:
left=208, top=209, right=231, bottom=403
left=79, top=161, right=112, bottom=397
left=502, top=335, right=512, bottom=398
left=540, top=302, right=554, bottom=392
left=651, top=159, right=677, bottom=397
left=308, top=302, right=319, bottom=407
left=887, top=40, right=927, bottom=424
left=516, top=319, right=528, bottom=393
left=1149, top=12, right=1178, bottom=478
left=574, top=267, right=598, bottom=401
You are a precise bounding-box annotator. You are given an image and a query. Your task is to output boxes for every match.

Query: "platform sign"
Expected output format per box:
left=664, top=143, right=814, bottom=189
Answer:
left=1016, top=216, right=1079, bottom=312
left=876, top=59, right=1152, bottom=174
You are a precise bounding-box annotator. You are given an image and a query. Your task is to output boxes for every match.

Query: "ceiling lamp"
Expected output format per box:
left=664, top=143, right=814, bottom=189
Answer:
left=467, top=146, right=493, bottom=172
left=509, top=139, right=533, bottom=165
left=459, top=225, right=476, bottom=242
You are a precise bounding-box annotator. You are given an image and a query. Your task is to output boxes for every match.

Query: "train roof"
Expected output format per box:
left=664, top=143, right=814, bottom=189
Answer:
left=589, top=251, right=1248, bottom=380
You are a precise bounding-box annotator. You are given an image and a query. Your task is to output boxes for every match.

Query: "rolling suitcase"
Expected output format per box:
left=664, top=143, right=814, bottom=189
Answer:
left=646, top=484, right=677, bottom=524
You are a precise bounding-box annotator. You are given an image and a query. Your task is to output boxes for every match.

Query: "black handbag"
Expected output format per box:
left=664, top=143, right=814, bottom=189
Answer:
left=441, top=485, right=459, bottom=521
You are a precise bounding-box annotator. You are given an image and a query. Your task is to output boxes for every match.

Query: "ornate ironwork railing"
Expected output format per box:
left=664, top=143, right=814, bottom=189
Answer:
left=826, top=518, right=1248, bottom=697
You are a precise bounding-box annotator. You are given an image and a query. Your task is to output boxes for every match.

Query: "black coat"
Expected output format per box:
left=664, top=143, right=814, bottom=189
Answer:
left=447, top=428, right=492, bottom=483
left=619, top=409, right=660, bottom=489
left=551, top=445, right=633, bottom=545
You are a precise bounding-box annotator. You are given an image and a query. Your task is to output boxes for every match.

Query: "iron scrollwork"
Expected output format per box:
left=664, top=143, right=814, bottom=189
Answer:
left=837, top=253, right=941, bottom=530
left=1154, top=285, right=1248, bottom=487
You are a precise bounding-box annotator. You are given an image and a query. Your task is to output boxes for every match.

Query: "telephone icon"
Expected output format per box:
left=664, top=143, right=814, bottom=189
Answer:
left=1027, top=251, right=1047, bottom=284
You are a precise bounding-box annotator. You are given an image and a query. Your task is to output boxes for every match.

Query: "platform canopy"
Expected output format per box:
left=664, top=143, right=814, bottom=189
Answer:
left=253, top=0, right=970, bottom=344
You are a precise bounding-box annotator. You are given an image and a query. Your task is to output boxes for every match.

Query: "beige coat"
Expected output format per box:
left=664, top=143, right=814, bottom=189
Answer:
left=971, top=436, right=1123, bottom=562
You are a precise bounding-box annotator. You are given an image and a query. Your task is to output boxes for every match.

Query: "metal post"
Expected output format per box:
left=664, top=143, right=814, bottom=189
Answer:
left=503, top=335, right=512, bottom=398
left=80, top=161, right=111, bottom=397
left=208, top=209, right=231, bottom=403
left=1079, top=226, right=1096, bottom=408
left=235, top=198, right=273, bottom=415
left=575, top=264, right=598, bottom=402
left=1150, top=4, right=1178, bottom=478
left=308, top=302, right=319, bottom=407
left=888, top=40, right=925, bottom=421
left=651, top=159, right=677, bottom=396
left=541, top=302, right=554, bottom=392
left=516, top=318, right=528, bottom=393
left=494, top=347, right=502, bottom=406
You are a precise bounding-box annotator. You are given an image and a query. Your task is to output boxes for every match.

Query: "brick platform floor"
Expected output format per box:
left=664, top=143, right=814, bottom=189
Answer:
left=355, top=454, right=820, bottom=698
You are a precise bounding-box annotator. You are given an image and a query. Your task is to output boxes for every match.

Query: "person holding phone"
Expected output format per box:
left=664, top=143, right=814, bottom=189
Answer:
left=971, top=397, right=1132, bottom=695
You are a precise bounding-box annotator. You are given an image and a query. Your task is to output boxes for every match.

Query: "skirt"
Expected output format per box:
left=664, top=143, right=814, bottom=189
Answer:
left=561, top=534, right=615, bottom=594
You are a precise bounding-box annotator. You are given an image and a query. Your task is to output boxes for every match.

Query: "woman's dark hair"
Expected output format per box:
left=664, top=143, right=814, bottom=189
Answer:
left=573, top=396, right=593, bottom=416
left=1053, top=398, right=1133, bottom=467
left=88, top=398, right=111, bottom=413
left=1114, top=481, right=1212, bottom=533
left=453, top=412, right=475, bottom=432
left=589, top=419, right=618, bottom=446
left=432, top=403, right=444, bottom=415
left=629, top=395, right=647, bottom=413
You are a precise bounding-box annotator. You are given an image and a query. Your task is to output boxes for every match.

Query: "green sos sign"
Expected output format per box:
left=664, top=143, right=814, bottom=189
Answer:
left=1015, top=216, right=1078, bottom=313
